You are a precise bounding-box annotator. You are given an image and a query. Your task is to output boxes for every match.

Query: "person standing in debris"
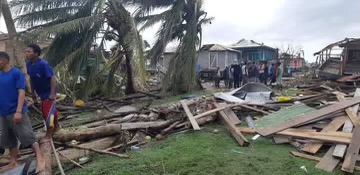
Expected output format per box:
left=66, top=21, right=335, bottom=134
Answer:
left=248, top=62, right=259, bottom=82
left=233, top=63, right=241, bottom=88
left=223, top=66, right=229, bottom=87
left=228, top=65, right=234, bottom=88
left=259, top=61, right=265, bottom=83
left=276, top=62, right=283, bottom=91
left=25, top=44, right=60, bottom=139
left=242, top=61, right=249, bottom=85
left=269, top=63, right=277, bottom=86
left=0, top=52, right=45, bottom=173
left=214, top=67, right=221, bottom=88
left=263, top=61, right=269, bottom=85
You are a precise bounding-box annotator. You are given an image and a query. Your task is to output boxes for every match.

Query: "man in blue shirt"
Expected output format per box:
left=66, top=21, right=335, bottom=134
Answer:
left=0, top=52, right=45, bottom=173
left=26, top=44, right=59, bottom=138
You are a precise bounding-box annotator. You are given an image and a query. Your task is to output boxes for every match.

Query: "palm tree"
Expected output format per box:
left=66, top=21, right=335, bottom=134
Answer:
left=129, top=0, right=213, bottom=94
left=11, top=0, right=146, bottom=98
left=1, top=0, right=31, bottom=90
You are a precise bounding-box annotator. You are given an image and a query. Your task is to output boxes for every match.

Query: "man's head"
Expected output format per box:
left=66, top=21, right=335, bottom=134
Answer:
left=25, top=44, right=41, bottom=60
left=277, top=62, right=282, bottom=66
left=0, top=52, right=10, bottom=71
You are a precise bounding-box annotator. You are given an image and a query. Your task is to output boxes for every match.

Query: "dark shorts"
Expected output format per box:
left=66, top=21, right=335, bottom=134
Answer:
left=0, top=113, right=37, bottom=149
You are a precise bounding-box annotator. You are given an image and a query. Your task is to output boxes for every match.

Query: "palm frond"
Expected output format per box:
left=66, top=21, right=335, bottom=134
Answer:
left=146, top=0, right=185, bottom=64
left=36, top=15, right=103, bottom=36
left=137, top=11, right=167, bottom=31
left=10, top=0, right=88, bottom=15
left=15, top=6, right=82, bottom=28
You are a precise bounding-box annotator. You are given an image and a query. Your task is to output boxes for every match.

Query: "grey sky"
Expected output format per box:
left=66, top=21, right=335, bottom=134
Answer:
left=1, top=0, right=359, bottom=62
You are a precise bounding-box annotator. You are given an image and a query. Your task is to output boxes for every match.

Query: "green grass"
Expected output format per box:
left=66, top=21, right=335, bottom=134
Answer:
left=68, top=124, right=341, bottom=175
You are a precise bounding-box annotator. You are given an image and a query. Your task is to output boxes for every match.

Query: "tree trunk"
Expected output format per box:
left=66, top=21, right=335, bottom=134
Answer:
left=105, top=0, right=137, bottom=95
left=1, top=0, right=31, bottom=90
left=39, top=139, right=52, bottom=175
left=53, top=124, right=122, bottom=143
left=125, top=52, right=135, bottom=94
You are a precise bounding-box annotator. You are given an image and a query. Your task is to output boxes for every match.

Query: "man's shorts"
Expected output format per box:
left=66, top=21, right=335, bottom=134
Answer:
left=41, top=100, right=59, bottom=126
left=0, top=113, right=37, bottom=149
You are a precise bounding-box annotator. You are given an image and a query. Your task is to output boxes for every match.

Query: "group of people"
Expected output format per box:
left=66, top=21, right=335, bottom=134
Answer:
left=0, top=44, right=59, bottom=173
left=214, top=61, right=283, bottom=90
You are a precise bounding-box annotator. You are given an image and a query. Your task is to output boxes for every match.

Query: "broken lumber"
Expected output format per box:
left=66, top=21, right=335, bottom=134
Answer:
left=193, top=103, right=242, bottom=124
left=277, top=130, right=352, bottom=144
left=315, top=146, right=341, bottom=172
left=56, top=142, right=129, bottom=159
left=302, top=116, right=347, bottom=154
left=341, top=123, right=360, bottom=173
left=256, top=97, right=360, bottom=136
left=55, top=137, right=115, bottom=165
left=58, top=151, right=84, bottom=169
left=53, top=125, right=122, bottom=143
left=336, top=94, right=359, bottom=126
left=237, top=104, right=270, bottom=115
left=213, top=101, right=249, bottom=146
left=333, top=88, right=360, bottom=158
left=290, top=151, right=360, bottom=171
left=181, top=100, right=200, bottom=130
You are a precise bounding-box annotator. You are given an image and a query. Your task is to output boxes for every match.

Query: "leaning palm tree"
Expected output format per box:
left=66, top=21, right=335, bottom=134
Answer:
left=127, top=0, right=213, bottom=94
left=1, top=0, right=33, bottom=91
left=11, top=0, right=146, bottom=98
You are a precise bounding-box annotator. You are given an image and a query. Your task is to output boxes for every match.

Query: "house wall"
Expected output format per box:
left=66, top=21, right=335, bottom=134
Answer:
left=289, top=58, right=304, bottom=69
left=155, top=50, right=239, bottom=73
left=197, top=51, right=239, bottom=70
left=236, top=47, right=276, bottom=62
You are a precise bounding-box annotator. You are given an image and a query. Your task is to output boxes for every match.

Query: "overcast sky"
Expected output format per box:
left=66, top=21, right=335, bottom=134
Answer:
left=1, top=0, right=359, bottom=62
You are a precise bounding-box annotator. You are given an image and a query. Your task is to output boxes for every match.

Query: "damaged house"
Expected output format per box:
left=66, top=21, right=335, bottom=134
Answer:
left=315, top=38, right=360, bottom=80
left=229, top=39, right=278, bottom=62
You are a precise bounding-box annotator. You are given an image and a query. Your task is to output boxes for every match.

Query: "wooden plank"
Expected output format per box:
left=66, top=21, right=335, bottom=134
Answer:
left=276, top=130, right=352, bottom=144
left=180, top=100, right=200, bottom=130
left=341, top=123, right=360, bottom=173
left=193, top=103, right=242, bottom=123
left=214, top=102, right=249, bottom=146
left=222, top=107, right=242, bottom=125
left=273, top=135, right=290, bottom=144
left=333, top=88, right=360, bottom=158
left=237, top=104, right=270, bottom=115
left=315, top=146, right=341, bottom=172
left=336, top=94, right=359, bottom=126
left=255, top=97, right=360, bottom=136
left=290, top=151, right=360, bottom=171
left=302, top=116, right=347, bottom=154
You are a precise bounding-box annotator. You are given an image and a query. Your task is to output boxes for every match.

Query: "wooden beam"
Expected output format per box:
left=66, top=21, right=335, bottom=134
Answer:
left=276, top=130, right=352, bottom=144
left=302, top=116, right=347, bottom=154
left=341, top=123, right=360, bottom=173
left=181, top=100, right=200, bottom=130
left=237, top=104, right=270, bottom=115
left=290, top=151, right=360, bottom=171
left=333, top=89, right=360, bottom=158
left=193, top=103, right=242, bottom=124
left=256, top=97, right=360, bottom=136
left=336, top=94, right=359, bottom=126
left=213, top=102, right=249, bottom=146
left=315, top=146, right=341, bottom=172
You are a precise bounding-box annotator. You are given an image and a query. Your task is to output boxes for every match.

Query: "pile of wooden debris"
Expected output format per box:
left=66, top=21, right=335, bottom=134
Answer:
left=1, top=83, right=360, bottom=174
left=239, top=85, right=360, bottom=174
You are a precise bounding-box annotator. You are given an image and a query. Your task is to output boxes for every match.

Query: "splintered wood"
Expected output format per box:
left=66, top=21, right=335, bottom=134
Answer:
left=240, top=88, right=360, bottom=173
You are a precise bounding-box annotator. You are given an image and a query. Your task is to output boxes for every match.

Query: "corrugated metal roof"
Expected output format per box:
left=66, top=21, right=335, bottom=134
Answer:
left=229, top=39, right=276, bottom=50
left=200, top=44, right=241, bottom=53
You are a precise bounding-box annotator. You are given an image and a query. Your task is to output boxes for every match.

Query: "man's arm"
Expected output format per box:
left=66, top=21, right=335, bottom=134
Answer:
left=16, top=89, right=26, bottom=113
